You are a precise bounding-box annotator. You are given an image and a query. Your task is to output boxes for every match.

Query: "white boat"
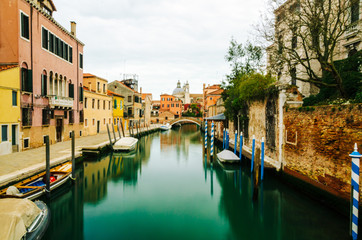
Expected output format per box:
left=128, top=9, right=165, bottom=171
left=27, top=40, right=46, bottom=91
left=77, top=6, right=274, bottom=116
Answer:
left=216, top=149, right=240, bottom=163
left=160, top=123, right=171, bottom=131
left=113, top=137, right=138, bottom=151
left=0, top=199, right=50, bottom=240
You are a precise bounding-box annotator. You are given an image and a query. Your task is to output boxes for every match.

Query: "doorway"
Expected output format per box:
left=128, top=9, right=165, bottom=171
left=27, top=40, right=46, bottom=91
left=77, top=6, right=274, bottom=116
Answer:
left=11, top=124, right=18, bottom=152
left=56, top=118, right=63, bottom=142
left=97, top=120, right=100, bottom=133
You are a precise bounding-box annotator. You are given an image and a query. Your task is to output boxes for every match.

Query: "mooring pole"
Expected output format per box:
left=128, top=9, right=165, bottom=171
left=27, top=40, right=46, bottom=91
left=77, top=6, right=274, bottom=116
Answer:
left=106, top=124, right=114, bottom=150
left=350, top=143, right=361, bottom=240
left=226, top=129, right=229, bottom=150
left=210, top=122, right=214, bottom=159
left=261, top=137, right=265, bottom=181
left=45, top=135, right=50, bottom=198
left=251, top=135, right=255, bottom=173
left=136, top=121, right=139, bottom=137
left=117, top=123, right=121, bottom=138
left=129, top=121, right=132, bottom=137
left=239, top=131, right=243, bottom=161
left=204, top=120, right=208, bottom=150
left=112, top=124, right=117, bottom=143
left=223, top=128, right=225, bottom=149
left=71, top=131, right=75, bottom=181
left=120, top=120, right=125, bottom=137
left=234, top=130, right=238, bottom=154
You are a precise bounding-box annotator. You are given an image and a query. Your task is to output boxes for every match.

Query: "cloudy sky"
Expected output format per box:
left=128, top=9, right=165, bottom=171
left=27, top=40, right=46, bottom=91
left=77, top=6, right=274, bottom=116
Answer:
left=53, top=0, right=268, bottom=98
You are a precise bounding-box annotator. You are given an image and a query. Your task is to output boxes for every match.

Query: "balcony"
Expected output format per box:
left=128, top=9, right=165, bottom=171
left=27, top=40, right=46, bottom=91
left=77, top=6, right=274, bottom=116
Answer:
left=345, top=22, right=359, bottom=38
left=49, top=95, right=73, bottom=109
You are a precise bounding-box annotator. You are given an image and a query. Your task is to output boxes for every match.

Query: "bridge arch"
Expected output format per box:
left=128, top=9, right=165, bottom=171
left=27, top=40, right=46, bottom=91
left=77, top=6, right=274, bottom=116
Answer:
left=167, top=117, right=201, bottom=126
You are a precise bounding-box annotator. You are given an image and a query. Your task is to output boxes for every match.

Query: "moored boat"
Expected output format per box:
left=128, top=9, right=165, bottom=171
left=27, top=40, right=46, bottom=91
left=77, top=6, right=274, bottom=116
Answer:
left=113, top=137, right=138, bottom=151
left=0, top=198, right=50, bottom=240
left=216, top=149, right=240, bottom=164
left=0, top=161, right=72, bottom=200
left=160, top=123, right=171, bottom=131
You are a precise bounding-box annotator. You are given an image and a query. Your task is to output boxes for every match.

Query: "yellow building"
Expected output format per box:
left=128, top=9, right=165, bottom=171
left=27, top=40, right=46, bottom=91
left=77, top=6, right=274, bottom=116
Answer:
left=0, top=65, right=21, bottom=155
left=83, top=74, right=113, bottom=136
left=107, top=90, right=125, bottom=132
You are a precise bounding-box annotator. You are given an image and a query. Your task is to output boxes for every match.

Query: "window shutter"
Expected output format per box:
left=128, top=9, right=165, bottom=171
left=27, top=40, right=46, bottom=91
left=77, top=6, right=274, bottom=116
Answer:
left=41, top=74, right=47, bottom=96
left=69, top=83, right=74, bottom=98
left=114, top=99, right=117, bottom=109
left=79, top=86, right=83, bottom=102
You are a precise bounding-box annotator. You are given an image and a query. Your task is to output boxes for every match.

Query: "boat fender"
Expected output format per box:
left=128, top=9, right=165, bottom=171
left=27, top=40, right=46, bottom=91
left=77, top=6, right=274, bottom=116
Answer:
left=6, top=186, right=22, bottom=196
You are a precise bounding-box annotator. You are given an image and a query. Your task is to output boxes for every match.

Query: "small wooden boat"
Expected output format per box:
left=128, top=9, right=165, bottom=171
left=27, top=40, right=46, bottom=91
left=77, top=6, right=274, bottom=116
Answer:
left=217, top=150, right=241, bottom=164
left=160, top=123, right=171, bottom=131
left=0, top=199, right=50, bottom=240
left=0, top=161, right=72, bottom=200
left=113, top=137, right=138, bottom=151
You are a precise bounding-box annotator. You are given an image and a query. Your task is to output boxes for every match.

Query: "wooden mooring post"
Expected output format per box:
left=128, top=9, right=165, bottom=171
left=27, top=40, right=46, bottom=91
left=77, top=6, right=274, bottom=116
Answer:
left=120, top=120, right=125, bottom=137
left=117, top=123, right=122, bottom=138
left=111, top=124, right=117, bottom=144
left=252, top=147, right=261, bottom=202
left=106, top=124, right=114, bottom=150
left=71, top=131, right=76, bottom=181
left=45, top=135, right=50, bottom=198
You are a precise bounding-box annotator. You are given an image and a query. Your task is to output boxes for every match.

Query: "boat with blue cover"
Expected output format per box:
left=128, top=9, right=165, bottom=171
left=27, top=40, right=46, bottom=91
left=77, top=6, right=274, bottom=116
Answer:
left=0, top=161, right=72, bottom=200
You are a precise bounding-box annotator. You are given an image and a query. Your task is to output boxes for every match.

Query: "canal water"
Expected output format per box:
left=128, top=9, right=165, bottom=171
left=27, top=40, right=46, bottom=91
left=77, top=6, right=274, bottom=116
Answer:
left=43, top=125, right=349, bottom=240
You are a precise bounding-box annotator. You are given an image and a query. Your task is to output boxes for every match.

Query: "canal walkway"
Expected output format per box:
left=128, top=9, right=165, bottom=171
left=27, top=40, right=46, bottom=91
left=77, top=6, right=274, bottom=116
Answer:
left=0, top=124, right=161, bottom=188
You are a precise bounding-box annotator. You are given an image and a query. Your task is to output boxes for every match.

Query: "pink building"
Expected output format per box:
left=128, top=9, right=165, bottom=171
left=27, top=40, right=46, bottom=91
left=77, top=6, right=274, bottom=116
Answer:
left=0, top=0, right=84, bottom=149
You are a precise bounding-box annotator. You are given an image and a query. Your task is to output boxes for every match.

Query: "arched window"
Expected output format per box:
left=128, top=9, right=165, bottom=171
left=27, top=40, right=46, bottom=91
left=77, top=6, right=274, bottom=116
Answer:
left=49, top=72, right=53, bottom=95
left=21, top=62, right=32, bottom=93
left=59, top=75, right=63, bottom=97
left=54, top=73, right=58, bottom=96
left=41, top=70, right=47, bottom=96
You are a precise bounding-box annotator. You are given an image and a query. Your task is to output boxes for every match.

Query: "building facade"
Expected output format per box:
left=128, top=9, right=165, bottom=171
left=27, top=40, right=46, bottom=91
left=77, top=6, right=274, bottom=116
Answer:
left=0, top=65, right=21, bottom=155
left=83, top=74, right=112, bottom=136
left=108, top=80, right=142, bottom=128
left=202, top=84, right=222, bottom=118
left=107, top=90, right=124, bottom=132
left=160, top=94, right=183, bottom=117
left=0, top=0, right=85, bottom=149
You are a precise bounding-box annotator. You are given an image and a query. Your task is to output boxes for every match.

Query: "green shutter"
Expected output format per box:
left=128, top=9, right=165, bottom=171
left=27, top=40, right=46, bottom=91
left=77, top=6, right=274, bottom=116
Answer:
left=114, top=99, right=117, bottom=109
left=69, top=84, right=74, bottom=98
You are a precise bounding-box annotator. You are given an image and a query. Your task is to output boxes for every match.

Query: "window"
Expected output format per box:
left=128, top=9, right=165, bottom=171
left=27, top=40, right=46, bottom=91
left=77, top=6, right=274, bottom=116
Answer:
left=103, top=84, right=106, bottom=93
left=114, top=99, right=117, bottom=109
left=69, top=110, right=74, bottom=124
left=79, top=86, right=83, bottom=102
left=128, top=96, right=132, bottom=102
left=93, top=119, right=95, bottom=126
left=42, top=109, right=50, bottom=125
left=97, top=100, right=100, bottom=109
left=42, top=28, right=48, bottom=49
left=79, top=53, right=83, bottom=69
left=103, top=100, right=105, bottom=110
left=49, top=33, right=54, bottom=53
left=20, top=12, right=29, bottom=40
left=103, top=118, right=106, bottom=125
left=24, top=138, right=29, bottom=148
left=69, top=46, right=73, bottom=63
left=12, top=91, right=17, bottom=106
left=85, top=119, right=88, bottom=127
left=21, top=68, right=32, bottom=92
left=290, top=67, right=297, bottom=86
left=22, top=108, right=32, bottom=127
left=64, top=110, right=68, bottom=119
left=92, top=99, right=95, bottom=109
left=2, top=125, right=8, bottom=142
left=69, top=83, right=74, bottom=98
left=80, top=110, right=84, bottom=123
left=41, top=74, right=47, bottom=96
left=210, top=97, right=212, bottom=100
left=97, top=82, right=100, bottom=92
left=85, top=97, right=88, bottom=108
left=352, top=0, right=360, bottom=23
left=80, top=130, right=82, bottom=136
left=109, top=101, right=111, bottom=110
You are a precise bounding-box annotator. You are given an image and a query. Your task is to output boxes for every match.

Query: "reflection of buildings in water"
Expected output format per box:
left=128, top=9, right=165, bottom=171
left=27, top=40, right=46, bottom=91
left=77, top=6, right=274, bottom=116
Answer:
left=160, top=125, right=201, bottom=158
left=83, top=155, right=112, bottom=203
left=44, top=167, right=84, bottom=240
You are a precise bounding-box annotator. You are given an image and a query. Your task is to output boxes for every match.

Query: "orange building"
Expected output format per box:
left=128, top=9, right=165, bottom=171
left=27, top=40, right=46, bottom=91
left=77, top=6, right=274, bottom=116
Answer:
left=160, top=94, right=182, bottom=118
left=202, top=84, right=222, bottom=118
left=1, top=0, right=84, bottom=149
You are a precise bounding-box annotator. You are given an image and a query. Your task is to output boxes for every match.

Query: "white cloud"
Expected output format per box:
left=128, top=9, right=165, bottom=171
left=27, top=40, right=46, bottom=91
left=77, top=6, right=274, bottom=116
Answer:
left=53, top=0, right=267, bottom=98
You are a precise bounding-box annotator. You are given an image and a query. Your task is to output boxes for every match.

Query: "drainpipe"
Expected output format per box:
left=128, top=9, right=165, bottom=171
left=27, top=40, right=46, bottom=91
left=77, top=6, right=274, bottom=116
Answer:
left=278, top=88, right=286, bottom=170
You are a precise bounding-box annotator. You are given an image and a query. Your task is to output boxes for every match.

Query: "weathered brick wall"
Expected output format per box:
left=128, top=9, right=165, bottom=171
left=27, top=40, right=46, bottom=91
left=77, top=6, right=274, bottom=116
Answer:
left=284, top=104, right=362, bottom=199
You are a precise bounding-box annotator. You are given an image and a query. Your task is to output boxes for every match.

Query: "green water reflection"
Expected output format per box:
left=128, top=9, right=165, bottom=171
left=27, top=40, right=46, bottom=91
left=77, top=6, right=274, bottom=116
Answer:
left=43, top=125, right=348, bottom=240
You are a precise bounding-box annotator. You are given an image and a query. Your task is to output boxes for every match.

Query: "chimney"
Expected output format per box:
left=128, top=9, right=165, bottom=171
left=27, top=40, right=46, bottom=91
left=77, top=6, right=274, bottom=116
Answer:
left=70, top=21, right=76, bottom=37
left=203, top=83, right=205, bottom=90
left=140, top=87, right=142, bottom=94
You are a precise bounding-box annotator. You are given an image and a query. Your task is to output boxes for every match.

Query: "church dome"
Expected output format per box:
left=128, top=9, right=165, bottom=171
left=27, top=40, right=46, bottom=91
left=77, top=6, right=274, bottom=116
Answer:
left=172, top=80, right=185, bottom=96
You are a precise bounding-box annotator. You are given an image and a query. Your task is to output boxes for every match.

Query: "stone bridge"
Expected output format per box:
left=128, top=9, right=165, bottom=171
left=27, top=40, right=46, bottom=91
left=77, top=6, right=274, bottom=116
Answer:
left=166, top=117, right=202, bottom=126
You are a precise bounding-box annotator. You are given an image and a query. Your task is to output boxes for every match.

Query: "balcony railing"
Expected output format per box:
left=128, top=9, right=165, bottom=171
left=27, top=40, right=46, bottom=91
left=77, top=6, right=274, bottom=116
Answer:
left=345, top=22, right=359, bottom=38
left=49, top=95, right=73, bottom=108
